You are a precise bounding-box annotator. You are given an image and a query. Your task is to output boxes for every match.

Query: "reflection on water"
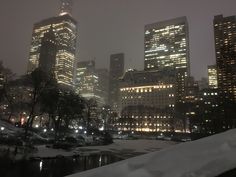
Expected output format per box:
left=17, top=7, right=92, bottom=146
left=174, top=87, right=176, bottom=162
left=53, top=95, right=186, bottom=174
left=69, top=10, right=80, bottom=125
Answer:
left=0, top=153, right=122, bottom=177
left=39, top=160, right=43, bottom=172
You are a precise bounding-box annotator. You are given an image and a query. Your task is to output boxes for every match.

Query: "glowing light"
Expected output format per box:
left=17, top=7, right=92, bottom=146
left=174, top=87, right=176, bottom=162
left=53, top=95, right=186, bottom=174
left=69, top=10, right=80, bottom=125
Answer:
left=39, top=160, right=43, bottom=171
left=99, top=127, right=104, bottom=131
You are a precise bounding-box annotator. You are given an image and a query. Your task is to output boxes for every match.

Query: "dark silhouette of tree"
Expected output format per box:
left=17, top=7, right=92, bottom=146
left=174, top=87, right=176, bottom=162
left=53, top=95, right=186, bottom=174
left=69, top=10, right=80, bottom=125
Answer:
left=174, top=101, right=188, bottom=132
left=24, top=68, right=52, bottom=140
left=40, top=79, right=59, bottom=130
left=41, top=87, right=85, bottom=141
left=57, top=91, right=84, bottom=134
left=0, top=61, right=16, bottom=121
left=83, top=98, right=97, bottom=135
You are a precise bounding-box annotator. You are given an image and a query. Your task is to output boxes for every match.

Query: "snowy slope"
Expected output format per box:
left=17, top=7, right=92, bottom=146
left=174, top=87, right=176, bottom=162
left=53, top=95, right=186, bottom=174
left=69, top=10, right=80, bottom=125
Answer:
left=33, top=140, right=176, bottom=158
left=0, top=119, right=47, bottom=141
left=0, top=119, right=23, bottom=136
left=67, top=129, right=236, bottom=177
left=78, top=139, right=177, bottom=153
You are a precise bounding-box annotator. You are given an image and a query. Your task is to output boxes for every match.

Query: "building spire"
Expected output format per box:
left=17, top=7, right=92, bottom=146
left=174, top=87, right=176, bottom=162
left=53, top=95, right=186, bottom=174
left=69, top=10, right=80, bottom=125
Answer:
left=59, top=0, right=73, bottom=16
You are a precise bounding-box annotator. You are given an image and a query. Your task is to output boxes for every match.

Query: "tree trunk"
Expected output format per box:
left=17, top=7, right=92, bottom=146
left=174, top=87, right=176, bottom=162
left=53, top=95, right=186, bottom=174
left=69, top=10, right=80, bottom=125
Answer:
left=8, top=110, right=13, bottom=122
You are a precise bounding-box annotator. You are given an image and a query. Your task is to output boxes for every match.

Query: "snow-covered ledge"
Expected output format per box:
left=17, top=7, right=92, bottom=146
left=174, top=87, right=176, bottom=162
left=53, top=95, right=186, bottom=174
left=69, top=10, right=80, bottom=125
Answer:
left=67, top=129, right=236, bottom=177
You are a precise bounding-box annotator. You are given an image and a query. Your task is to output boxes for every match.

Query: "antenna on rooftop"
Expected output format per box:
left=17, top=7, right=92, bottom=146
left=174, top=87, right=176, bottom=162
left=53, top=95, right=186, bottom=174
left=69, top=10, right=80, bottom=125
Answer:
left=59, top=0, right=73, bottom=16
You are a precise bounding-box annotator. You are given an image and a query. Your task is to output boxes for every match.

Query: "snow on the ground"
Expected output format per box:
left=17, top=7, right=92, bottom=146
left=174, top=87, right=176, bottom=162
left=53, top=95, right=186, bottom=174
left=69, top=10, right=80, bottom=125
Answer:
left=67, top=129, right=236, bottom=177
left=0, top=119, right=49, bottom=141
left=33, top=140, right=176, bottom=158
left=0, top=119, right=22, bottom=136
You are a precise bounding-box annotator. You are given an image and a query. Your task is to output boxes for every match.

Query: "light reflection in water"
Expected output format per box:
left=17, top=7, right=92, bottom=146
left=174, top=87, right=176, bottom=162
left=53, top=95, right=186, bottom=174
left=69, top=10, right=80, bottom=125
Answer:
left=99, top=155, right=102, bottom=167
left=39, top=160, right=43, bottom=171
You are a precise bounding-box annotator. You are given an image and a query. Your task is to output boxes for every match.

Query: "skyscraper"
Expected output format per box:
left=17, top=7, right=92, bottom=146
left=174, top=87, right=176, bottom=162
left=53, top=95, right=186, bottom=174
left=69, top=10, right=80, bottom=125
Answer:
left=96, top=68, right=109, bottom=105
left=208, top=65, right=218, bottom=89
left=76, top=61, right=96, bottom=96
left=144, top=17, right=190, bottom=72
left=109, top=53, right=124, bottom=112
left=76, top=61, right=105, bottom=106
left=214, top=15, right=236, bottom=102
left=144, top=17, right=190, bottom=101
left=27, top=0, right=77, bottom=88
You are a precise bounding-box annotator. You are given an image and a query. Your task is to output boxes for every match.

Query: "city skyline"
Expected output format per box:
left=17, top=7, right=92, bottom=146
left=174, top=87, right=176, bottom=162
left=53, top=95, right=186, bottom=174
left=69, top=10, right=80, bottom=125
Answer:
left=1, top=0, right=236, bottom=80
left=0, top=1, right=236, bottom=176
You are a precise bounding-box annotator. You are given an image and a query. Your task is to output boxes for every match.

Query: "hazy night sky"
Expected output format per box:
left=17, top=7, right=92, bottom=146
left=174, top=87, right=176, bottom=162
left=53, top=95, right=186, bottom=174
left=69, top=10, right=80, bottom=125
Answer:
left=0, top=0, right=236, bottom=80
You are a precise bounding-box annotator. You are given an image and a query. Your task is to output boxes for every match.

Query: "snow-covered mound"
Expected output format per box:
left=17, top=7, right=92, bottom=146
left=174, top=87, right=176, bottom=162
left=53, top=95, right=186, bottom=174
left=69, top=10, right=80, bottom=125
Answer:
left=0, top=119, right=47, bottom=142
left=67, top=129, right=236, bottom=177
left=0, top=119, right=22, bottom=136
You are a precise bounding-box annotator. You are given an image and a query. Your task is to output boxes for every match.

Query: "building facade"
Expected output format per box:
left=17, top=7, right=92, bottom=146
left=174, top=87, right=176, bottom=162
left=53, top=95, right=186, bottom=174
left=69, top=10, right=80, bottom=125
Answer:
left=118, top=69, right=176, bottom=132
left=96, top=68, right=109, bottom=105
left=76, top=61, right=105, bottom=105
left=198, top=88, right=219, bottom=134
left=214, top=15, right=236, bottom=102
left=213, top=15, right=236, bottom=130
left=144, top=17, right=190, bottom=101
left=27, top=0, right=77, bottom=88
left=38, top=28, right=57, bottom=75
left=208, top=65, right=218, bottom=89
left=109, top=53, right=125, bottom=112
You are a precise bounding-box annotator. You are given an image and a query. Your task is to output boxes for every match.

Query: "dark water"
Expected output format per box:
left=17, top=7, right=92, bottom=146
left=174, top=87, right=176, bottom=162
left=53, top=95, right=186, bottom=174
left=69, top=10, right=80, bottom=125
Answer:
left=0, top=153, right=122, bottom=177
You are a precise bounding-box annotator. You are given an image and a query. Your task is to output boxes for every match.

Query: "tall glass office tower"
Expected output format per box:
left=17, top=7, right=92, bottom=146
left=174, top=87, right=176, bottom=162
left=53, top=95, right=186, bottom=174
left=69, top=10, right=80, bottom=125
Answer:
left=144, top=17, right=190, bottom=72
left=214, top=15, right=236, bottom=102
left=144, top=17, right=190, bottom=101
left=27, top=0, right=77, bottom=88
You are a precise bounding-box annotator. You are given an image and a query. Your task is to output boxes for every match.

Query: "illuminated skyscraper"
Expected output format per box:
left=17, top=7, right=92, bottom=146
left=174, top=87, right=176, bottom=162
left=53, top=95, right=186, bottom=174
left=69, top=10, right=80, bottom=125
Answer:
left=144, top=17, right=190, bottom=101
left=27, top=0, right=77, bottom=88
left=144, top=17, right=190, bottom=72
left=214, top=15, right=236, bottom=102
left=76, top=61, right=105, bottom=106
left=208, top=65, right=218, bottom=89
left=76, top=61, right=96, bottom=96
left=96, top=68, right=109, bottom=105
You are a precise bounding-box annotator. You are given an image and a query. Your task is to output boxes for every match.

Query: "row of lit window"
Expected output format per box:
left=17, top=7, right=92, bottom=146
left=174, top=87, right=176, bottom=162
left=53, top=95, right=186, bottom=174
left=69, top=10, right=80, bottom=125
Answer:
left=120, top=85, right=173, bottom=92
left=122, top=115, right=172, bottom=119
left=119, top=123, right=171, bottom=127
left=203, top=92, right=218, bottom=96
left=118, top=128, right=171, bottom=132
